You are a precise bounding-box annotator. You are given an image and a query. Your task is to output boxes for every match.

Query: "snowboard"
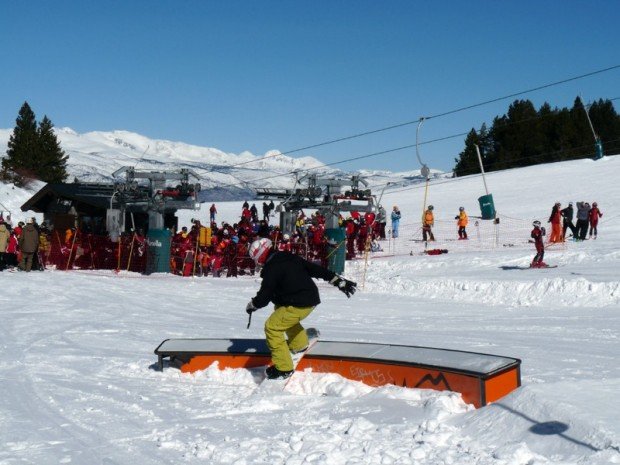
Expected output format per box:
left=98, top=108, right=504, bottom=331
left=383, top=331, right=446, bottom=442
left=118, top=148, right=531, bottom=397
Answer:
left=252, top=327, right=320, bottom=395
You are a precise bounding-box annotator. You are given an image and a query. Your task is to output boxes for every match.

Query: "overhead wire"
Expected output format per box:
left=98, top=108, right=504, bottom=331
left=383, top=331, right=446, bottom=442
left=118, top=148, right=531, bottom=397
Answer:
left=199, top=99, right=620, bottom=192
left=194, top=64, right=620, bottom=176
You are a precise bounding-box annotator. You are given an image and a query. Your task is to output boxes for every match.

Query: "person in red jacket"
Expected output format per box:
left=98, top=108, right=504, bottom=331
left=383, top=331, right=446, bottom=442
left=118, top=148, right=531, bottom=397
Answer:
left=530, top=220, right=547, bottom=268
left=547, top=202, right=562, bottom=243
left=588, top=202, right=603, bottom=239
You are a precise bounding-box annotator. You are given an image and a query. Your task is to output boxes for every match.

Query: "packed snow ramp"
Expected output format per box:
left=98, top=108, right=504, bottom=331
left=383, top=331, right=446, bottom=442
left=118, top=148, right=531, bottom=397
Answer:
left=155, top=338, right=521, bottom=407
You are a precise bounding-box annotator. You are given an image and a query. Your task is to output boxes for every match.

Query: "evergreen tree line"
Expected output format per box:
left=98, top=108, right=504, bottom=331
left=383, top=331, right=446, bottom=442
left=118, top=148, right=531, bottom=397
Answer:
left=1, top=101, right=68, bottom=186
left=453, top=97, right=620, bottom=176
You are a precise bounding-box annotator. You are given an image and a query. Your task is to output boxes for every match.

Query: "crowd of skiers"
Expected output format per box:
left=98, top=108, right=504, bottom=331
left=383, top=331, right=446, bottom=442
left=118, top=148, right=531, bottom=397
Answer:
left=171, top=201, right=331, bottom=277
left=0, top=198, right=604, bottom=274
left=545, top=201, right=603, bottom=243
left=0, top=216, right=49, bottom=272
left=530, top=200, right=603, bottom=268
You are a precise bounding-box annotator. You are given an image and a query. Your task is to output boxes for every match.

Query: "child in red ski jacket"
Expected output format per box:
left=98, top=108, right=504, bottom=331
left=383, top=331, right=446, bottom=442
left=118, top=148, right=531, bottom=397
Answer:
left=531, top=220, right=547, bottom=268
left=588, top=202, right=603, bottom=239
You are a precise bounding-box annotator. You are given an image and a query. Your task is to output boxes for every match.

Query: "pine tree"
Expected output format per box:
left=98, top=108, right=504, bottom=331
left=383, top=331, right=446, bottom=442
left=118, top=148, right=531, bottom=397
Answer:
left=1, top=102, right=69, bottom=186
left=453, top=124, right=491, bottom=177
left=1, top=101, right=39, bottom=186
left=38, top=116, right=68, bottom=183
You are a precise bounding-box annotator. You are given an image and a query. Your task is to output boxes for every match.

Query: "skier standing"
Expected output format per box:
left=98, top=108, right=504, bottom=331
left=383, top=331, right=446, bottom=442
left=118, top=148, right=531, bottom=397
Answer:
left=423, top=205, right=435, bottom=242
left=391, top=206, right=401, bottom=238
left=0, top=220, right=9, bottom=271
left=250, top=204, right=259, bottom=223
left=262, top=202, right=270, bottom=222
left=561, top=202, right=576, bottom=240
left=245, top=238, right=357, bottom=379
left=209, top=204, right=217, bottom=224
left=455, top=207, right=468, bottom=240
left=547, top=202, right=562, bottom=243
left=530, top=220, right=547, bottom=268
left=575, top=202, right=591, bottom=241
left=18, top=218, right=39, bottom=272
left=376, top=205, right=387, bottom=239
left=588, top=202, right=603, bottom=239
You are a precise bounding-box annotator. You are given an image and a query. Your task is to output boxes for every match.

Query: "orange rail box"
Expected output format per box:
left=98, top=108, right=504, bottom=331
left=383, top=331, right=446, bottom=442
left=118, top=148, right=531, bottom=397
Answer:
left=154, top=339, right=521, bottom=408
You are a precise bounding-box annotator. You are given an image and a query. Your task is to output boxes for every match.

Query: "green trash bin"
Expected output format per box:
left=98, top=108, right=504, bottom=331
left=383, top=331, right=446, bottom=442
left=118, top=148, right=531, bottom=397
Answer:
left=145, top=229, right=171, bottom=274
left=478, top=194, right=496, bottom=220
left=594, top=139, right=603, bottom=160
left=325, top=227, right=346, bottom=274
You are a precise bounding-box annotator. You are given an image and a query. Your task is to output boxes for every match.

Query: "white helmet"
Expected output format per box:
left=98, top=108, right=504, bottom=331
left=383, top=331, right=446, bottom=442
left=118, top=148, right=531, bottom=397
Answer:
left=283, top=234, right=290, bottom=241
left=249, top=238, right=273, bottom=264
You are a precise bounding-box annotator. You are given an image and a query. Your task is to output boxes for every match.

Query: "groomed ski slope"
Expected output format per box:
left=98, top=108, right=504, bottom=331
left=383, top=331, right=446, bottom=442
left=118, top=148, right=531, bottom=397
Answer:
left=1, top=156, right=619, bottom=464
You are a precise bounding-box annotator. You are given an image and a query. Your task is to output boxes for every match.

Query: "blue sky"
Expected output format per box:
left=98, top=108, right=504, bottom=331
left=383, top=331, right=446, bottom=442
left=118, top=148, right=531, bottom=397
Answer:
left=1, top=1, right=618, bottom=173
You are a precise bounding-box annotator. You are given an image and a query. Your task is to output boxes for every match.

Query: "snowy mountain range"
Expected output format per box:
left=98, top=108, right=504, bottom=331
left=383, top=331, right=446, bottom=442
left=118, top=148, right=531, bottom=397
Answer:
left=0, top=127, right=445, bottom=200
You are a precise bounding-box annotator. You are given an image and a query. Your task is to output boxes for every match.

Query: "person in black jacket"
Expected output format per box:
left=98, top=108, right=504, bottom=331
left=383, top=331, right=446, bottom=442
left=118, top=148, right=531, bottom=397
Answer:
left=245, top=238, right=356, bottom=379
left=561, top=202, right=576, bottom=240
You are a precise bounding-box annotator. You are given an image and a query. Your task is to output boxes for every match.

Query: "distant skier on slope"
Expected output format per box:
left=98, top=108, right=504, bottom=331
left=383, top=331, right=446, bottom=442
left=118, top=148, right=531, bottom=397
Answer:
left=422, top=205, right=435, bottom=242
left=245, top=238, right=357, bottom=380
left=391, top=206, right=401, bottom=238
left=588, top=202, right=603, bottom=239
left=455, top=206, right=468, bottom=240
left=561, top=202, right=576, bottom=240
left=547, top=202, right=562, bottom=243
left=530, top=220, right=547, bottom=268
left=575, top=202, right=591, bottom=241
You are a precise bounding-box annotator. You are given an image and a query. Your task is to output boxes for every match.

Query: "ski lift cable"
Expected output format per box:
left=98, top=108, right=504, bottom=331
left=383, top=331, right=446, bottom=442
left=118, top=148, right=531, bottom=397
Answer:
left=199, top=129, right=620, bottom=195
left=199, top=104, right=598, bottom=182
left=192, top=65, right=620, bottom=175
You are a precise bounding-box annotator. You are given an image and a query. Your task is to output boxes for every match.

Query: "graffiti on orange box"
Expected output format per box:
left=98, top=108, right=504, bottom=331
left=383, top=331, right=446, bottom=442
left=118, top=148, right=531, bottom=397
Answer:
left=349, top=365, right=390, bottom=385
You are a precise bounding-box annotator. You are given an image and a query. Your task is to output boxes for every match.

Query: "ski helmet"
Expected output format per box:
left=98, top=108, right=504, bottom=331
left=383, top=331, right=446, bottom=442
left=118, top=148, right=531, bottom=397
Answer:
left=532, top=220, right=541, bottom=228
left=428, top=205, right=434, bottom=210
left=459, top=206, right=464, bottom=211
left=593, top=202, right=597, bottom=207
left=249, top=238, right=273, bottom=264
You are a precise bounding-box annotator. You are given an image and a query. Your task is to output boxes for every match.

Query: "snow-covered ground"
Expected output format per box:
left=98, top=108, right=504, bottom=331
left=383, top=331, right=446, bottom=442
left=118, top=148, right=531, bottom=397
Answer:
left=1, top=156, right=619, bottom=464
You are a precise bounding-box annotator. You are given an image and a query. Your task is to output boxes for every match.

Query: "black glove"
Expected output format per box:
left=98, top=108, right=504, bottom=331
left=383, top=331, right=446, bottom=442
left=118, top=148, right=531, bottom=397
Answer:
left=541, top=227, right=546, bottom=236
left=330, top=276, right=357, bottom=298
left=246, top=300, right=257, bottom=314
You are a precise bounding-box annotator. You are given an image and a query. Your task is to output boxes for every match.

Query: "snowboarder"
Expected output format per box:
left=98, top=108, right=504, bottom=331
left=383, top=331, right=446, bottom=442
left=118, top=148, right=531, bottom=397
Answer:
left=423, top=205, right=435, bottom=242
left=245, top=238, right=357, bottom=380
left=455, top=207, right=468, bottom=240
left=588, top=202, right=603, bottom=239
left=391, top=206, right=401, bottom=238
left=530, top=220, right=547, bottom=268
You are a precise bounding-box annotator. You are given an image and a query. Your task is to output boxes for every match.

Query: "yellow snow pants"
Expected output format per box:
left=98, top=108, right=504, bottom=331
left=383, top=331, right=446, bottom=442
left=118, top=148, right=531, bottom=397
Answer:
left=264, top=305, right=314, bottom=371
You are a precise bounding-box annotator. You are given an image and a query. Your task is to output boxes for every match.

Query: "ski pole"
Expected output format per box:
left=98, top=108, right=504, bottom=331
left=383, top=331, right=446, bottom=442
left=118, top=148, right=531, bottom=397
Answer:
left=246, top=311, right=252, bottom=330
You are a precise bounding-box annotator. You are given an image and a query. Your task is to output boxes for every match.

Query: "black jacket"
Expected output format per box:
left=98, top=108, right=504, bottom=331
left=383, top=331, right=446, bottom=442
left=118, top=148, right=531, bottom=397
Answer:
left=561, top=206, right=574, bottom=221
left=252, top=251, right=336, bottom=309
